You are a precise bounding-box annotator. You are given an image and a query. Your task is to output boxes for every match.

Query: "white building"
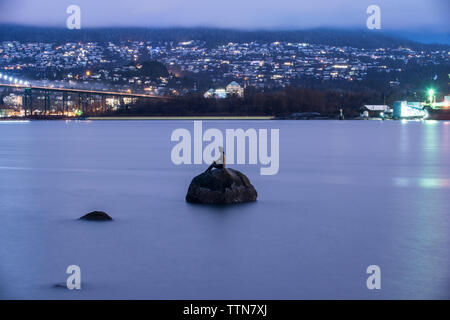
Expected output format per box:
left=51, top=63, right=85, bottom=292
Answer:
left=204, top=81, right=244, bottom=99
left=226, top=81, right=244, bottom=97
left=361, top=105, right=390, bottom=118
left=204, top=88, right=215, bottom=98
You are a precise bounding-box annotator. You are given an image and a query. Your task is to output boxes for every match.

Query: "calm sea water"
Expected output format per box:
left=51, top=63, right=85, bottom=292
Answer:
left=0, top=120, right=449, bottom=299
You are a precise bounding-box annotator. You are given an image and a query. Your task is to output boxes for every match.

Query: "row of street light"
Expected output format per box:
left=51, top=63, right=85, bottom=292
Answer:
left=0, top=73, right=30, bottom=86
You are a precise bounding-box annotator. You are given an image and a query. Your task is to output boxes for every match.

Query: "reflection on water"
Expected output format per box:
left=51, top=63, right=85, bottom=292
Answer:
left=393, top=177, right=450, bottom=188
left=0, top=120, right=449, bottom=299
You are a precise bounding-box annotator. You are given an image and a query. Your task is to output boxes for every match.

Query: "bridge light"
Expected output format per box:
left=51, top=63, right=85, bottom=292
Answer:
left=9, top=77, right=12, bottom=82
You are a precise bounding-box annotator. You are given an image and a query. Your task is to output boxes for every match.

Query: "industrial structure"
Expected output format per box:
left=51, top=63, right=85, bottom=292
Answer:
left=391, top=91, right=450, bottom=120
left=360, top=91, right=450, bottom=120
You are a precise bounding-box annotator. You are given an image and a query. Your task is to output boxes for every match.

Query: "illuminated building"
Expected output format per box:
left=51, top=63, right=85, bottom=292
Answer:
left=226, top=81, right=244, bottom=97
left=393, top=101, right=427, bottom=119
left=3, top=94, right=23, bottom=107
left=361, top=105, right=390, bottom=118
left=214, top=88, right=227, bottom=99
left=203, top=88, right=227, bottom=99
left=204, top=81, right=244, bottom=99
left=204, top=89, right=215, bottom=98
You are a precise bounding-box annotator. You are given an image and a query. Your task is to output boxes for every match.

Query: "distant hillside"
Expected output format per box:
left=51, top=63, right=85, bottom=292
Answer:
left=0, top=25, right=448, bottom=50
left=386, top=30, right=450, bottom=45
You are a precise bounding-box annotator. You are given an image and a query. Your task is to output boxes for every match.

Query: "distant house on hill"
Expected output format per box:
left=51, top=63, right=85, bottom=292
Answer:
left=226, top=81, right=244, bottom=97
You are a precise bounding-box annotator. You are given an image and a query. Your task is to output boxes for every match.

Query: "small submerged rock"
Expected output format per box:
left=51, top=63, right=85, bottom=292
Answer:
left=52, top=282, right=67, bottom=289
left=186, top=168, right=257, bottom=204
left=79, top=211, right=113, bottom=221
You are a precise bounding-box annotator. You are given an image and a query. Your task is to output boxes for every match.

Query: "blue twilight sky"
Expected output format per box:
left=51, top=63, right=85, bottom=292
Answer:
left=0, top=0, right=448, bottom=32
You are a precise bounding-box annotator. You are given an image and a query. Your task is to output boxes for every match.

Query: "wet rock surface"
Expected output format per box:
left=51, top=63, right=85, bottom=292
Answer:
left=186, top=168, right=257, bottom=204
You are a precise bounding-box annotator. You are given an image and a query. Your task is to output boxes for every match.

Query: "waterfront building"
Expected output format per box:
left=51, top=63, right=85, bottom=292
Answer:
left=393, top=101, right=427, bottom=119
left=214, top=88, right=228, bottom=99
left=203, top=88, right=228, bottom=99
left=361, top=105, right=390, bottom=118
left=204, top=81, right=244, bottom=99
left=226, top=81, right=244, bottom=97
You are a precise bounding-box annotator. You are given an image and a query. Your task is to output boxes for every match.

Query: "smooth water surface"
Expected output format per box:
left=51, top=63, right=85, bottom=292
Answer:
left=0, top=120, right=449, bottom=299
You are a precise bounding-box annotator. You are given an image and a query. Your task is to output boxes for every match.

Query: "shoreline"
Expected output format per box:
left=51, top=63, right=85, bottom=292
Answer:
left=1, top=116, right=449, bottom=121
left=0, top=115, right=276, bottom=121
left=87, top=116, right=276, bottom=120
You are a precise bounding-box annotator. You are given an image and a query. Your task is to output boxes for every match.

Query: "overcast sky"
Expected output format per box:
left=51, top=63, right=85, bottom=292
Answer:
left=0, top=0, right=448, bottom=32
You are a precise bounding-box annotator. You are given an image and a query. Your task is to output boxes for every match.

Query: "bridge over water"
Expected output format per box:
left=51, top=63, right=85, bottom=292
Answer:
left=0, top=83, right=170, bottom=116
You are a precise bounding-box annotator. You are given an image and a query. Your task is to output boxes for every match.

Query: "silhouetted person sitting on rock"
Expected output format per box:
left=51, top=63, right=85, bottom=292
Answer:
left=205, top=146, right=225, bottom=173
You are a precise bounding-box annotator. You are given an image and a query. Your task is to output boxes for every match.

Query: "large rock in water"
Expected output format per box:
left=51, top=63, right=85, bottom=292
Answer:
left=79, top=211, right=113, bottom=221
left=186, top=168, right=257, bottom=204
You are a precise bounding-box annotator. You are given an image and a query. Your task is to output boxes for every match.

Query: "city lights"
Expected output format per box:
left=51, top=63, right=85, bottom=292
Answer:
left=0, top=73, right=30, bottom=86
